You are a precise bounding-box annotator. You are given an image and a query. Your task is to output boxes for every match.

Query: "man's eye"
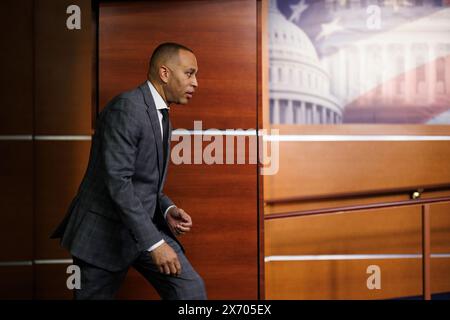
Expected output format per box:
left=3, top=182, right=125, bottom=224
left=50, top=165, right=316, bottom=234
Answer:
left=186, top=72, right=192, bottom=77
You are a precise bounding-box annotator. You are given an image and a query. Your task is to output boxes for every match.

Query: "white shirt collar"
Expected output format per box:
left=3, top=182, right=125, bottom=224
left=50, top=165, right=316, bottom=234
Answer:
left=147, top=80, right=169, bottom=111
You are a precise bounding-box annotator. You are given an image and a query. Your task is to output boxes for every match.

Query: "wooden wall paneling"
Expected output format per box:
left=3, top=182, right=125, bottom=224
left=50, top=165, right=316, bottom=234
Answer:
left=0, top=0, right=34, bottom=300
left=265, top=259, right=422, bottom=300
left=430, top=201, right=450, bottom=253
left=264, top=140, right=450, bottom=202
left=264, top=205, right=425, bottom=299
left=0, top=0, right=33, bottom=135
left=430, top=202, right=450, bottom=295
left=163, top=138, right=259, bottom=299
left=33, top=0, right=94, bottom=299
left=265, top=203, right=450, bottom=299
left=0, top=142, right=33, bottom=262
left=431, top=258, right=450, bottom=296
left=99, top=0, right=257, bottom=130
left=265, top=206, right=422, bottom=257
left=34, top=0, right=92, bottom=135
left=34, top=140, right=91, bottom=260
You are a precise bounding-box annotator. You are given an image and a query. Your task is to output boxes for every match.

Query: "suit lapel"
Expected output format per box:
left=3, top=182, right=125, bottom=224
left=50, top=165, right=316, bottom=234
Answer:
left=160, top=119, right=172, bottom=190
left=139, top=82, right=164, bottom=182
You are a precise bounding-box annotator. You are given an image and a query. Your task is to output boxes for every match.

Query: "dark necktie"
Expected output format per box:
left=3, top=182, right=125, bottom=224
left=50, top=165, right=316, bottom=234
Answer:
left=160, top=108, right=170, bottom=165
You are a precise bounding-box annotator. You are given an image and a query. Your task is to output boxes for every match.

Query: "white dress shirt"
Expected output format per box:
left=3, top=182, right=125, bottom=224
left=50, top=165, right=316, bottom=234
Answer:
left=146, top=80, right=176, bottom=252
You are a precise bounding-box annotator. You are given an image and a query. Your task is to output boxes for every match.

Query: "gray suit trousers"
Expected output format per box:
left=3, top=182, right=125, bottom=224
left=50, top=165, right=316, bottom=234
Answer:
left=72, top=230, right=207, bottom=300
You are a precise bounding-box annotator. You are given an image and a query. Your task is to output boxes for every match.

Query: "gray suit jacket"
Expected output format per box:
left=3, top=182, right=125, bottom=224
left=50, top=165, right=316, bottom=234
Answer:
left=51, top=82, right=180, bottom=272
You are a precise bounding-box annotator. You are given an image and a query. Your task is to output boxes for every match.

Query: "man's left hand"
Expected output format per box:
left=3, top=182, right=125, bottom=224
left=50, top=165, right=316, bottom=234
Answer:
left=166, top=207, right=192, bottom=237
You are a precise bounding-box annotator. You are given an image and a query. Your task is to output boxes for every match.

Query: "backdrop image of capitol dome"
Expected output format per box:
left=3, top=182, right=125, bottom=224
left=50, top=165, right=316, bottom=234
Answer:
left=269, top=0, right=450, bottom=124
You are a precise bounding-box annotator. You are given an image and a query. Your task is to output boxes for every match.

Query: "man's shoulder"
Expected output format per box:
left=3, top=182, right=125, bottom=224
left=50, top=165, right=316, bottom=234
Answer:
left=118, top=85, right=145, bottom=103
left=103, top=84, right=148, bottom=115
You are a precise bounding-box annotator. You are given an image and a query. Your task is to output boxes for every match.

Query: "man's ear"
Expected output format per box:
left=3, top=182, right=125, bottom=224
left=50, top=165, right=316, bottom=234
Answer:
left=159, top=65, right=170, bottom=84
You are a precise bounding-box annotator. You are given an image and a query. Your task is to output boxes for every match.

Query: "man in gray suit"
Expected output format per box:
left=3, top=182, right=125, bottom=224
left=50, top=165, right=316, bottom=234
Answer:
left=51, top=42, right=206, bottom=300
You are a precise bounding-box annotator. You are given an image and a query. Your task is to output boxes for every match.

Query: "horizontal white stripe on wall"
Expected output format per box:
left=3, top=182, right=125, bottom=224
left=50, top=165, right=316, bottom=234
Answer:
left=2, top=134, right=450, bottom=142
left=0, top=135, right=91, bottom=141
left=263, top=135, right=450, bottom=142
left=0, top=261, right=33, bottom=267
left=33, top=259, right=74, bottom=265
left=172, top=132, right=450, bottom=142
left=0, top=259, right=73, bottom=267
left=172, top=130, right=258, bottom=136
left=265, top=253, right=450, bottom=262
left=0, top=135, right=33, bottom=140
left=34, top=136, right=92, bottom=141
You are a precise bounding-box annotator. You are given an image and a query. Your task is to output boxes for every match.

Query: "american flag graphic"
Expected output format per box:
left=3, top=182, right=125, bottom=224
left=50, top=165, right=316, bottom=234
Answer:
left=269, top=0, right=450, bottom=124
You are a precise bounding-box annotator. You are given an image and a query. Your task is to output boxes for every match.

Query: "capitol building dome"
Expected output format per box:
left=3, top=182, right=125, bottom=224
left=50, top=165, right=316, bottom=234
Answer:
left=269, top=0, right=343, bottom=124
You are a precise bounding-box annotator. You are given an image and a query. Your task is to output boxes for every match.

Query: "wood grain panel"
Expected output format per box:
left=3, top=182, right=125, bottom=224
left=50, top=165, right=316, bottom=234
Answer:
left=0, top=0, right=33, bottom=134
left=265, top=206, right=422, bottom=256
left=0, top=266, right=33, bottom=300
left=431, top=258, right=450, bottom=295
left=99, top=0, right=257, bottom=130
left=430, top=201, right=450, bottom=253
left=264, top=140, right=450, bottom=201
left=34, top=263, right=73, bottom=300
left=0, top=141, right=33, bottom=261
left=35, top=140, right=91, bottom=259
left=265, top=259, right=422, bottom=300
left=35, top=0, right=92, bottom=135
left=163, top=162, right=258, bottom=299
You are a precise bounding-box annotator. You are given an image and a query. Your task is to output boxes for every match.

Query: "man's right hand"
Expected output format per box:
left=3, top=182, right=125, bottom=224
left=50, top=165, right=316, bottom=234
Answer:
left=149, top=242, right=181, bottom=276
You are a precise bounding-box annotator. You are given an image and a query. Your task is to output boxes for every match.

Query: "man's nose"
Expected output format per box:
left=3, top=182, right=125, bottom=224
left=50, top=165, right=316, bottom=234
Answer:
left=191, top=75, right=198, bottom=88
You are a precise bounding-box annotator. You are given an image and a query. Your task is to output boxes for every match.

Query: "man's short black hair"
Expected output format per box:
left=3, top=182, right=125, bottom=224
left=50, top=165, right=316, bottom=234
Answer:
left=148, top=42, right=194, bottom=79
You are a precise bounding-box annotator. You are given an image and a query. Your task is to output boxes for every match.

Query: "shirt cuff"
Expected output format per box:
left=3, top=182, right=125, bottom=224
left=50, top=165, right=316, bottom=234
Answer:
left=164, top=205, right=177, bottom=219
left=147, top=239, right=165, bottom=252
